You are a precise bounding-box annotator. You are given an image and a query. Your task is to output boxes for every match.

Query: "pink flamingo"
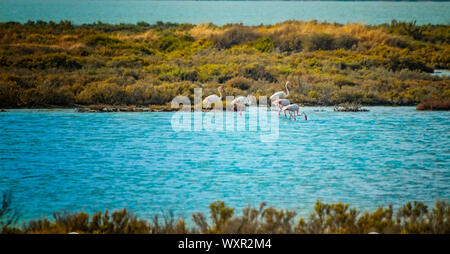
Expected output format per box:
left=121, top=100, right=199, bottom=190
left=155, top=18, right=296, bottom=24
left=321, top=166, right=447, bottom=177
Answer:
left=203, top=86, right=224, bottom=111
left=282, top=104, right=307, bottom=121
left=231, top=95, right=255, bottom=115
left=272, top=98, right=290, bottom=116
left=270, top=81, right=290, bottom=101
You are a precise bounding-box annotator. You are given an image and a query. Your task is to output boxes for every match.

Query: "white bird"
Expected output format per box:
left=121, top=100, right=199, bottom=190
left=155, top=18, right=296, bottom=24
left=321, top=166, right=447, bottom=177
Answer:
left=203, top=86, right=224, bottom=110
left=282, top=104, right=307, bottom=121
left=270, top=81, right=291, bottom=101
left=231, top=95, right=256, bottom=115
left=272, top=98, right=290, bottom=115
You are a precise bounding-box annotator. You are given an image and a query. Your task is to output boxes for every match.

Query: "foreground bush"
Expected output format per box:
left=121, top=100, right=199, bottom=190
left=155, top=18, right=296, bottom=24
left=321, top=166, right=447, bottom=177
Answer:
left=1, top=194, right=449, bottom=234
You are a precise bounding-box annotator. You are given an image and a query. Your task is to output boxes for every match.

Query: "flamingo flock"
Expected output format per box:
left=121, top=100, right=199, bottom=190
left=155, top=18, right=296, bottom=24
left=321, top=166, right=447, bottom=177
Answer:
left=203, top=81, right=307, bottom=121
left=231, top=95, right=256, bottom=115
left=270, top=81, right=307, bottom=121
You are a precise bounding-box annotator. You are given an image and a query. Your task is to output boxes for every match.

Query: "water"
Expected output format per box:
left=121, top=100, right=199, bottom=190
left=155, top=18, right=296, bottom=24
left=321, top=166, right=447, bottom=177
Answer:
left=0, top=1, right=449, bottom=25
left=432, top=69, right=450, bottom=77
left=0, top=107, right=449, bottom=221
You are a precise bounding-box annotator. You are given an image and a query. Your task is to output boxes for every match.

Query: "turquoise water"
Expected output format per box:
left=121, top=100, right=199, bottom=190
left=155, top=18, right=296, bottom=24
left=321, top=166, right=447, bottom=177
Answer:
left=0, top=107, right=449, bottom=221
left=0, top=0, right=449, bottom=25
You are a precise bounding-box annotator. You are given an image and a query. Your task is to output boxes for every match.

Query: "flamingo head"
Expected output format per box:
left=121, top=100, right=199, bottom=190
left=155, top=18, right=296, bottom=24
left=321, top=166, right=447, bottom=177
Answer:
left=286, top=81, right=291, bottom=86
left=219, top=86, right=225, bottom=92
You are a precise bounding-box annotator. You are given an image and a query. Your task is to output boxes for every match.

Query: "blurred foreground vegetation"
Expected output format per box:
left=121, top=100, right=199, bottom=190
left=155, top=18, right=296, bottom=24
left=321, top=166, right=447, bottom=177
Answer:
left=0, top=20, right=449, bottom=108
left=1, top=192, right=449, bottom=234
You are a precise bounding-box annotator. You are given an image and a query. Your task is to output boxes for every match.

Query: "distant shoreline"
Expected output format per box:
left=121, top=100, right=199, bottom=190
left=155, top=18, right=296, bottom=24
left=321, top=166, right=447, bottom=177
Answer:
left=1, top=1, right=449, bottom=26
left=1, top=21, right=449, bottom=111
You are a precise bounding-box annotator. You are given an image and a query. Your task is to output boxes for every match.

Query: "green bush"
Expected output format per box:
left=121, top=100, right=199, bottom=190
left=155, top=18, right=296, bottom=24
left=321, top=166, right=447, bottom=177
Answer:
left=156, top=34, right=194, bottom=52
left=252, top=37, right=274, bottom=53
left=83, top=34, right=123, bottom=47
left=14, top=53, right=82, bottom=70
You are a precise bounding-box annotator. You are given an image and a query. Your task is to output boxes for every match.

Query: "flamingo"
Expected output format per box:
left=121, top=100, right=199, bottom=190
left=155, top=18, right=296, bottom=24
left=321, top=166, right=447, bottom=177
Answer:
left=270, top=81, right=291, bottom=101
left=231, top=95, right=256, bottom=115
left=203, top=86, right=225, bottom=111
left=281, top=104, right=307, bottom=121
left=272, top=98, right=290, bottom=116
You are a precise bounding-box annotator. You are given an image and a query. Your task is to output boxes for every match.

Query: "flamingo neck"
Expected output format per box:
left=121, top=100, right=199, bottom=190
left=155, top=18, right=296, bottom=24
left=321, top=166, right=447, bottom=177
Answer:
left=285, top=83, right=289, bottom=96
left=218, top=89, right=222, bottom=99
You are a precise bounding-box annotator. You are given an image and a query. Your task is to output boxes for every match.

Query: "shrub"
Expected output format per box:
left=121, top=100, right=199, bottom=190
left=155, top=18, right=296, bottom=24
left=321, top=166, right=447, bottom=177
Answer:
left=125, top=82, right=153, bottom=105
left=225, top=77, right=253, bottom=90
left=14, top=53, right=82, bottom=70
left=0, top=82, right=21, bottom=107
left=385, top=36, right=410, bottom=49
left=83, top=34, right=122, bottom=47
left=304, top=33, right=336, bottom=51
left=108, top=55, right=145, bottom=68
left=386, top=54, right=433, bottom=73
left=416, top=100, right=450, bottom=111
left=212, top=25, right=260, bottom=49
left=76, top=82, right=125, bottom=105
left=24, top=209, right=149, bottom=234
left=1, top=193, right=450, bottom=234
left=242, top=63, right=276, bottom=82
left=388, top=20, right=425, bottom=41
left=334, top=34, right=359, bottom=50
left=252, top=36, right=274, bottom=53
left=0, top=192, right=19, bottom=233
left=156, top=34, right=194, bottom=52
left=334, top=76, right=357, bottom=88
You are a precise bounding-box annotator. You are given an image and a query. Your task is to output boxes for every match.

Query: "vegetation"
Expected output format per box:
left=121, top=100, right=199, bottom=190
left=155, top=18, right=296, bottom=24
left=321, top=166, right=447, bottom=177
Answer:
left=416, top=99, right=450, bottom=111
left=1, top=193, right=449, bottom=234
left=0, top=20, right=449, bottom=109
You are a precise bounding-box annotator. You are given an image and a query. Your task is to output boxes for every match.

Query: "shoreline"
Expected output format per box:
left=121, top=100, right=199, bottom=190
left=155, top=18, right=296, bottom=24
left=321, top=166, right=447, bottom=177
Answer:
left=1, top=104, right=449, bottom=112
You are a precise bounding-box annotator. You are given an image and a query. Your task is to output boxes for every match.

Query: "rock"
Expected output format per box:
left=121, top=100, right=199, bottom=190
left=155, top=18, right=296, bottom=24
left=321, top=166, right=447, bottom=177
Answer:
left=76, top=107, right=90, bottom=113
